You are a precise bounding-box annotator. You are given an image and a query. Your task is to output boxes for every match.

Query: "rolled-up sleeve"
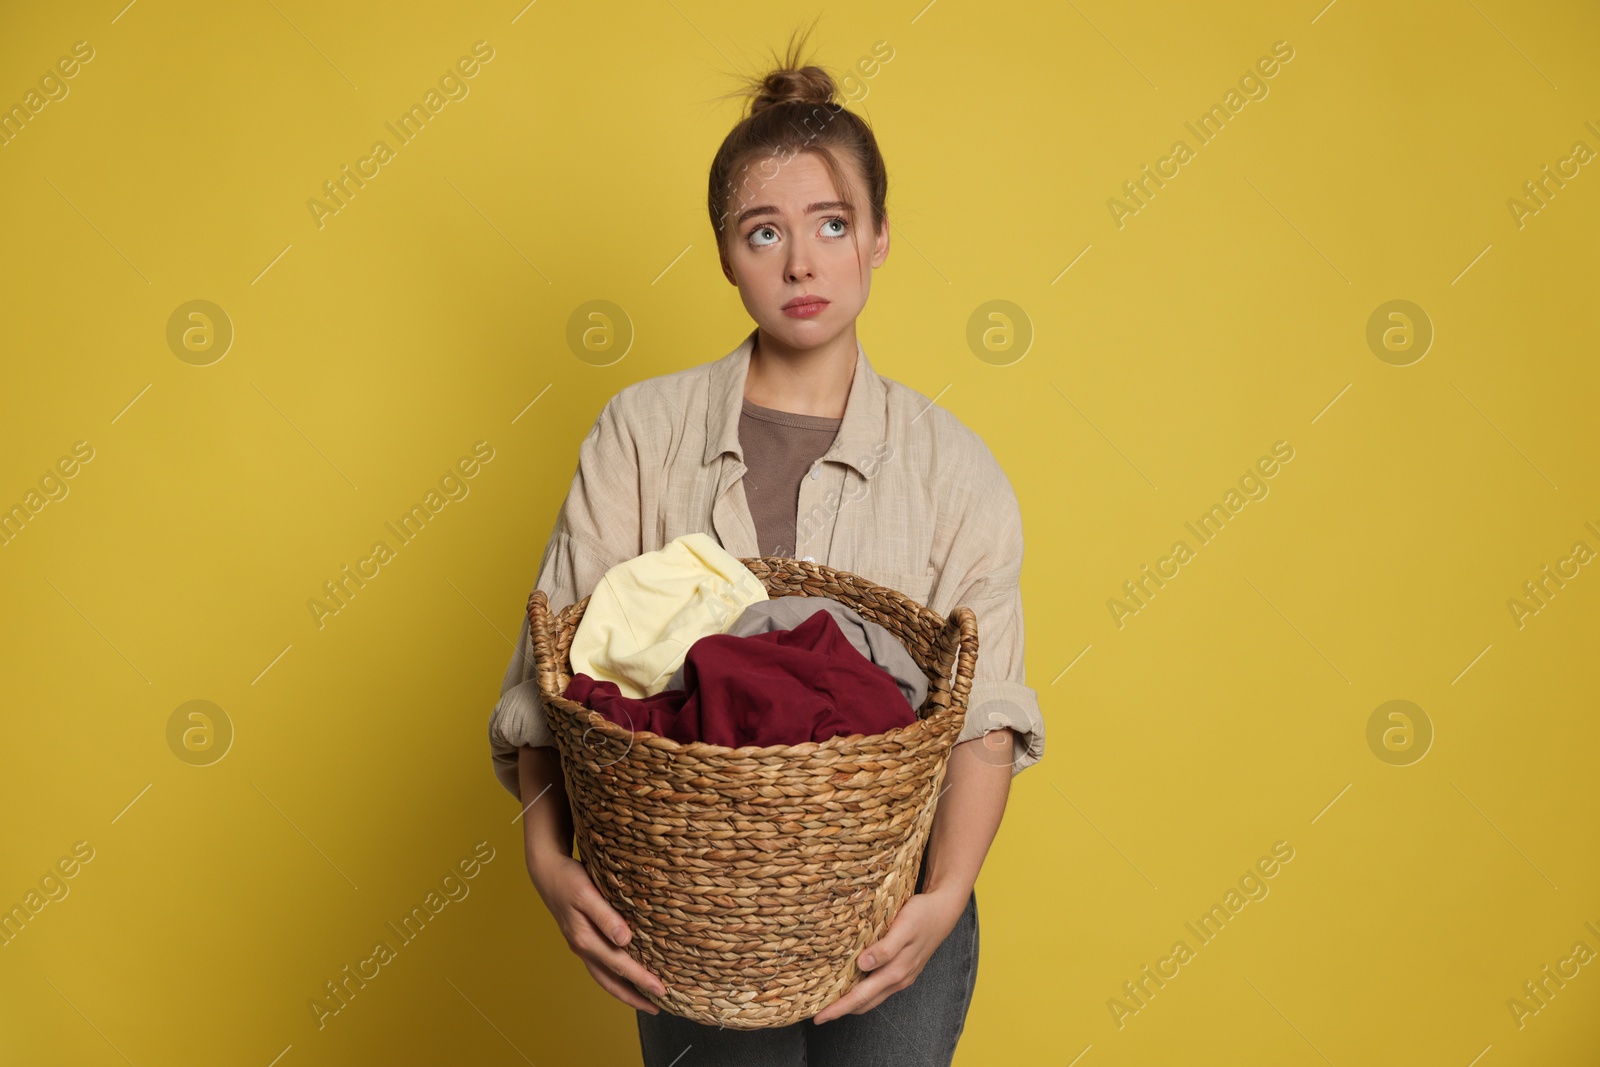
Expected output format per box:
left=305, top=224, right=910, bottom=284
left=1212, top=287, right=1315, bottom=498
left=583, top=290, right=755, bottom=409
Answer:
left=939, top=456, right=1046, bottom=778
left=487, top=396, right=643, bottom=801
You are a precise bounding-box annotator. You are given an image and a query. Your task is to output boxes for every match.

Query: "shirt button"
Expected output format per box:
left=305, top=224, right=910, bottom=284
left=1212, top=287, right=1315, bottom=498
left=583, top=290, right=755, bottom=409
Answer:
left=810, top=466, right=819, bottom=480
left=802, top=555, right=815, bottom=563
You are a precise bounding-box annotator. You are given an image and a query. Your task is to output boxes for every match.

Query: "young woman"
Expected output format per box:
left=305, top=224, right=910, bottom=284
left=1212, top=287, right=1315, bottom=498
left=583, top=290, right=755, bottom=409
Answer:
left=486, top=29, right=1046, bottom=1066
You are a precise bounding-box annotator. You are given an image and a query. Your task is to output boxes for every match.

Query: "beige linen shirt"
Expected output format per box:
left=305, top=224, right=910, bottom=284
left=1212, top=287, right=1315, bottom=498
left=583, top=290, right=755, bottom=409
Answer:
left=488, top=327, right=1046, bottom=800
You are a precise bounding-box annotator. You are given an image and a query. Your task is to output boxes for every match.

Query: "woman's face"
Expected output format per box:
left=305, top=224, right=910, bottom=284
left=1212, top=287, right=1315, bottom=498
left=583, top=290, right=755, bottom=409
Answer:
left=720, top=149, right=889, bottom=353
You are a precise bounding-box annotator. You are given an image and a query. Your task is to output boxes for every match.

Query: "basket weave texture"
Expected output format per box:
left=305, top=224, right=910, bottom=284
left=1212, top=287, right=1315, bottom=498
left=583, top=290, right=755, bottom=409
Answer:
left=528, top=556, right=979, bottom=1029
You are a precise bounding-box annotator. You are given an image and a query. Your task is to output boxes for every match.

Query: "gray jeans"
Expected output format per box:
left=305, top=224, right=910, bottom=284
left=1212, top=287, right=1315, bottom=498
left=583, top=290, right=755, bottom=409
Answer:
left=636, top=853, right=980, bottom=1066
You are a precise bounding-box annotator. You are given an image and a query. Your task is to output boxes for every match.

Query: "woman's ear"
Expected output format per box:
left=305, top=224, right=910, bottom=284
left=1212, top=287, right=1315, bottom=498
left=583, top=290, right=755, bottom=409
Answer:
left=871, top=216, right=890, bottom=268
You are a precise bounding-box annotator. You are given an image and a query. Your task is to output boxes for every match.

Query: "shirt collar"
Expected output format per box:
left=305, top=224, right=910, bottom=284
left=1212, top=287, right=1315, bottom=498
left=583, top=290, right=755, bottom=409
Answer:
left=703, top=327, right=889, bottom=479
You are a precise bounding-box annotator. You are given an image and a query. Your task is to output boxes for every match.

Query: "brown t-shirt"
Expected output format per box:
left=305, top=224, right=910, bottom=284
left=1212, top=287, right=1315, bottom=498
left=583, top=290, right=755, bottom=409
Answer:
left=738, top=396, right=842, bottom=557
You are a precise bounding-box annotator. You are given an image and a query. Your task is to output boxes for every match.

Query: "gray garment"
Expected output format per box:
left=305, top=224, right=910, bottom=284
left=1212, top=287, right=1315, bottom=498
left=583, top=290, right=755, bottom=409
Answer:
left=663, top=597, right=929, bottom=711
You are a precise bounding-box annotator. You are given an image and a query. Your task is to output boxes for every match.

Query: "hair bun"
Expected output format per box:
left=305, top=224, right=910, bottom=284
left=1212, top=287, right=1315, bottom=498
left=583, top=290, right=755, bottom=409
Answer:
left=748, top=65, right=837, bottom=117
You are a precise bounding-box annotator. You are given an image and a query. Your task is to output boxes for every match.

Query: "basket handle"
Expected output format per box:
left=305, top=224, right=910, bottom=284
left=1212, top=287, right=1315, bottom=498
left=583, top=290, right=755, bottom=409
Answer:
left=944, top=605, right=980, bottom=713
left=526, top=588, right=562, bottom=707
left=527, top=587, right=549, bottom=646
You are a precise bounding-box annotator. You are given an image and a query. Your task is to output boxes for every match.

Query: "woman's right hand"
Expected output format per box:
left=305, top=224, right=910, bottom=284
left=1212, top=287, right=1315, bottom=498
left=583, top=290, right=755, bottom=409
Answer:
left=531, top=852, right=666, bottom=1014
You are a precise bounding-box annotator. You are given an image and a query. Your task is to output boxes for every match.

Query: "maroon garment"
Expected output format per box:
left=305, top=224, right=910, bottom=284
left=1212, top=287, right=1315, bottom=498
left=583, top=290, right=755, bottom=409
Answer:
left=561, top=608, right=918, bottom=747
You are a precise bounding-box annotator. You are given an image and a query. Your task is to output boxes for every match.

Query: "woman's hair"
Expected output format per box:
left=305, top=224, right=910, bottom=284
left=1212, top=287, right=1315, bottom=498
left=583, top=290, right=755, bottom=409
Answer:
left=707, top=21, right=888, bottom=272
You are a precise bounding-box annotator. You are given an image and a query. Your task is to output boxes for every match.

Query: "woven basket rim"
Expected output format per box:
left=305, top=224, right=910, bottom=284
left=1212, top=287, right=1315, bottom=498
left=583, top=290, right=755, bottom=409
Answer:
left=532, top=556, right=975, bottom=760
left=543, top=691, right=962, bottom=760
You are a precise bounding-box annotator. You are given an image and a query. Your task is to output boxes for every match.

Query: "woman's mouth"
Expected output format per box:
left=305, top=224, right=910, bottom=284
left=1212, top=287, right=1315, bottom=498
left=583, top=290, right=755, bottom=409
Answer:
left=782, top=297, right=829, bottom=318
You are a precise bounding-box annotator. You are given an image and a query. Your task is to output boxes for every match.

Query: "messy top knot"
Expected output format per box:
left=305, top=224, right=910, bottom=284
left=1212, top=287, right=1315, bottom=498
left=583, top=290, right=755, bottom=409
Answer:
left=747, top=64, right=838, bottom=117
left=707, top=21, right=888, bottom=268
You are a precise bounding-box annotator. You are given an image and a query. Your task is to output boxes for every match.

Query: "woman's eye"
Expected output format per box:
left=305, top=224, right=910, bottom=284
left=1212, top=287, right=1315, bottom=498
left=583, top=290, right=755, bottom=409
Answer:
left=821, top=217, right=848, bottom=237
left=748, top=226, right=778, bottom=247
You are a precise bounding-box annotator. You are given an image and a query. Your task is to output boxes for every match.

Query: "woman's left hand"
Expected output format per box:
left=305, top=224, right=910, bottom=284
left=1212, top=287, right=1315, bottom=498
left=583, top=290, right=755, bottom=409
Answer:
left=812, top=885, right=969, bottom=1024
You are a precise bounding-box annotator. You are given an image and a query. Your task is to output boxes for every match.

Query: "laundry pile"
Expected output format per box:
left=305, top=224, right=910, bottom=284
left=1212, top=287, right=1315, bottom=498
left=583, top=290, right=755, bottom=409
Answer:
left=561, top=533, right=925, bottom=747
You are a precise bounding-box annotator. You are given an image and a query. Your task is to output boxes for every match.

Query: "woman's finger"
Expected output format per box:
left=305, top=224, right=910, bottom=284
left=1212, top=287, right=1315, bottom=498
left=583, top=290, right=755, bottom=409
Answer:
left=815, top=969, right=895, bottom=1024
left=566, top=886, right=665, bottom=991
left=572, top=884, right=632, bottom=946
left=570, top=912, right=667, bottom=998
left=582, top=956, right=660, bottom=1013
left=858, top=925, right=909, bottom=971
left=591, top=936, right=668, bottom=998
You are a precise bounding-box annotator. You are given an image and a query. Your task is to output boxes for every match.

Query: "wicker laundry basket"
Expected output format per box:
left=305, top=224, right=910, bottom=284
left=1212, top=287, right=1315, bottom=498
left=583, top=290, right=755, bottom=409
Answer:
left=527, top=556, right=979, bottom=1030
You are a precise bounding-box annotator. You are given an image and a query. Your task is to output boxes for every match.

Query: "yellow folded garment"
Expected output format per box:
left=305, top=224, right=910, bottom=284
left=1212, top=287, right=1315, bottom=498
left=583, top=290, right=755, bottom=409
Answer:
left=568, top=532, right=769, bottom=698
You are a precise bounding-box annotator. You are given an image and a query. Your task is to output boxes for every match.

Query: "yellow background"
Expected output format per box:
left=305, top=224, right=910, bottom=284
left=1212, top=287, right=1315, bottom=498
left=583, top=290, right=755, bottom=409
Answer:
left=2, top=0, right=1597, bottom=1063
